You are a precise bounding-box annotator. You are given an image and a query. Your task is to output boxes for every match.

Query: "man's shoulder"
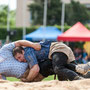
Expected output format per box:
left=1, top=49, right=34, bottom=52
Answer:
left=0, top=42, right=15, bottom=53
left=3, top=42, right=15, bottom=48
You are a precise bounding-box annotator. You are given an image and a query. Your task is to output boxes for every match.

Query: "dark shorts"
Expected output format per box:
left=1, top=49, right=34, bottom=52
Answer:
left=39, top=59, right=54, bottom=77
left=51, top=52, right=68, bottom=70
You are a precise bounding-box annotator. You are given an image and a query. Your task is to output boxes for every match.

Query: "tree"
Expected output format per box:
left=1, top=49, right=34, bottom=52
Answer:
left=28, top=0, right=62, bottom=25
left=0, top=5, right=8, bottom=26
left=10, top=10, right=16, bottom=26
left=0, top=5, right=16, bottom=27
left=65, top=0, right=90, bottom=25
left=28, top=0, right=90, bottom=26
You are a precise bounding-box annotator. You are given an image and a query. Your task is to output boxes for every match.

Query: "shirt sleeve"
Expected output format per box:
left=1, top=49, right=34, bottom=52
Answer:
left=1, top=42, right=15, bottom=51
left=24, top=48, right=38, bottom=69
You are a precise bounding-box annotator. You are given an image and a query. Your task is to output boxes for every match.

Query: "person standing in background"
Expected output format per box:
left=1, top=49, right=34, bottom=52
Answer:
left=0, top=40, right=2, bottom=49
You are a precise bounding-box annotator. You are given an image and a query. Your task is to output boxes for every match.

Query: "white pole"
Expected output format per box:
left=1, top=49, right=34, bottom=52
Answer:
left=6, top=0, right=10, bottom=42
left=61, top=2, right=69, bottom=44
left=23, top=0, right=26, bottom=40
left=43, top=0, right=47, bottom=27
left=61, top=2, right=65, bottom=33
left=43, top=0, right=47, bottom=41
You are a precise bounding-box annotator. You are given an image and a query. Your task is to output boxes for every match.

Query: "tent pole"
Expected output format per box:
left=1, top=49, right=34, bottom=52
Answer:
left=23, top=0, right=26, bottom=40
left=43, top=0, right=47, bottom=42
left=61, top=1, right=65, bottom=33
left=6, top=0, right=10, bottom=43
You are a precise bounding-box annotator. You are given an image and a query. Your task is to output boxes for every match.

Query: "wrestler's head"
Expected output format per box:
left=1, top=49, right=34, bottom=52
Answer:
left=13, top=46, right=26, bottom=62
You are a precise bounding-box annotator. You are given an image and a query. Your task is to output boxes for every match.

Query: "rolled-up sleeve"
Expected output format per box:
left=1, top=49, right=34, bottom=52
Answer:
left=24, top=48, right=38, bottom=68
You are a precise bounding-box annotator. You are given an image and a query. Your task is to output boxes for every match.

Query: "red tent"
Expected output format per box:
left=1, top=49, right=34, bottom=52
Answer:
left=57, top=22, right=90, bottom=42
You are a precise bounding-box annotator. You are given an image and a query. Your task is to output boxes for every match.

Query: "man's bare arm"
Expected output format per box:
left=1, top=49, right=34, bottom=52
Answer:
left=21, top=73, right=45, bottom=82
left=23, top=64, right=40, bottom=82
left=14, top=40, right=41, bottom=50
left=32, top=73, right=45, bottom=82
left=20, top=68, right=45, bottom=82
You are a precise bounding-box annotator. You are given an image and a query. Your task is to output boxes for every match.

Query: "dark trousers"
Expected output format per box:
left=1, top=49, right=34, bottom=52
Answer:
left=51, top=52, right=81, bottom=81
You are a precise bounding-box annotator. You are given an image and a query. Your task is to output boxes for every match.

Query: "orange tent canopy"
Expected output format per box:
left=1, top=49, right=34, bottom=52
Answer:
left=57, top=22, right=90, bottom=42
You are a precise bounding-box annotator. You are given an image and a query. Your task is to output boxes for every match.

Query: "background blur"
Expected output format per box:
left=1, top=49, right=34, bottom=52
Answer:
left=0, top=0, right=90, bottom=42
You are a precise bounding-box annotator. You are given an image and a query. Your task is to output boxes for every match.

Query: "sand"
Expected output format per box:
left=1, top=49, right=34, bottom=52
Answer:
left=0, top=79, right=90, bottom=90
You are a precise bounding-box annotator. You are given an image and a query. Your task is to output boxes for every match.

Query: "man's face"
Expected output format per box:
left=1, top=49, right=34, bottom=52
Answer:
left=15, top=51, right=26, bottom=62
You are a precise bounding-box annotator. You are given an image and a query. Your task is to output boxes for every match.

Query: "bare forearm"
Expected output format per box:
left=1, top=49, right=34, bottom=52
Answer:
left=26, top=70, right=39, bottom=81
left=21, top=72, right=45, bottom=82
left=15, top=40, right=41, bottom=50
left=32, top=73, right=45, bottom=82
left=26, top=64, right=40, bottom=82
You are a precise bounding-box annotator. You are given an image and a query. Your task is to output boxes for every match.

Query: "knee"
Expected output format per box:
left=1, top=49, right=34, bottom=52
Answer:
left=53, top=66, right=60, bottom=74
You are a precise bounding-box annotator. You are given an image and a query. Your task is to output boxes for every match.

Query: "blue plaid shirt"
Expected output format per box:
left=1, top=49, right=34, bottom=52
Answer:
left=24, top=41, right=52, bottom=68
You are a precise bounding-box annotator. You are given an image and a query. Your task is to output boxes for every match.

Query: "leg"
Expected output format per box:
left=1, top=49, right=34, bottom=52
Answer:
left=83, top=71, right=90, bottom=78
left=51, top=52, right=83, bottom=81
left=66, top=61, right=90, bottom=75
left=65, top=61, right=77, bottom=72
left=75, top=62, right=90, bottom=75
left=20, top=68, right=29, bottom=79
left=39, top=59, right=54, bottom=77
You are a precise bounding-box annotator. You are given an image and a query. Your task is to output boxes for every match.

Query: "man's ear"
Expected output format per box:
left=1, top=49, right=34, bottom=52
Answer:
left=22, top=50, right=24, bottom=54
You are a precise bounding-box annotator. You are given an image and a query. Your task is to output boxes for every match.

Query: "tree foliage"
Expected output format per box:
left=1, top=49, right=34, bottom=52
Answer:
left=0, top=5, right=8, bottom=26
left=28, top=0, right=90, bottom=25
left=65, top=0, right=90, bottom=25
left=28, top=0, right=62, bottom=25
left=0, top=5, right=16, bottom=27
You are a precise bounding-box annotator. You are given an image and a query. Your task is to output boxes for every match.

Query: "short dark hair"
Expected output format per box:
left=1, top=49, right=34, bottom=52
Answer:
left=13, top=46, right=24, bottom=57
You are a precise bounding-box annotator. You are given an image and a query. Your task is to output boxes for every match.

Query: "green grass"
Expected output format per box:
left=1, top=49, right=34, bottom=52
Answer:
left=43, top=75, right=54, bottom=81
left=7, top=75, right=57, bottom=82
left=43, top=75, right=57, bottom=81
left=7, top=77, right=20, bottom=82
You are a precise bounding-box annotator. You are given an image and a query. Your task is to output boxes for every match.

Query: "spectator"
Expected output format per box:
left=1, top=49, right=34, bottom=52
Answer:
left=82, top=49, right=88, bottom=64
left=74, top=47, right=83, bottom=64
left=0, top=40, right=2, bottom=49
